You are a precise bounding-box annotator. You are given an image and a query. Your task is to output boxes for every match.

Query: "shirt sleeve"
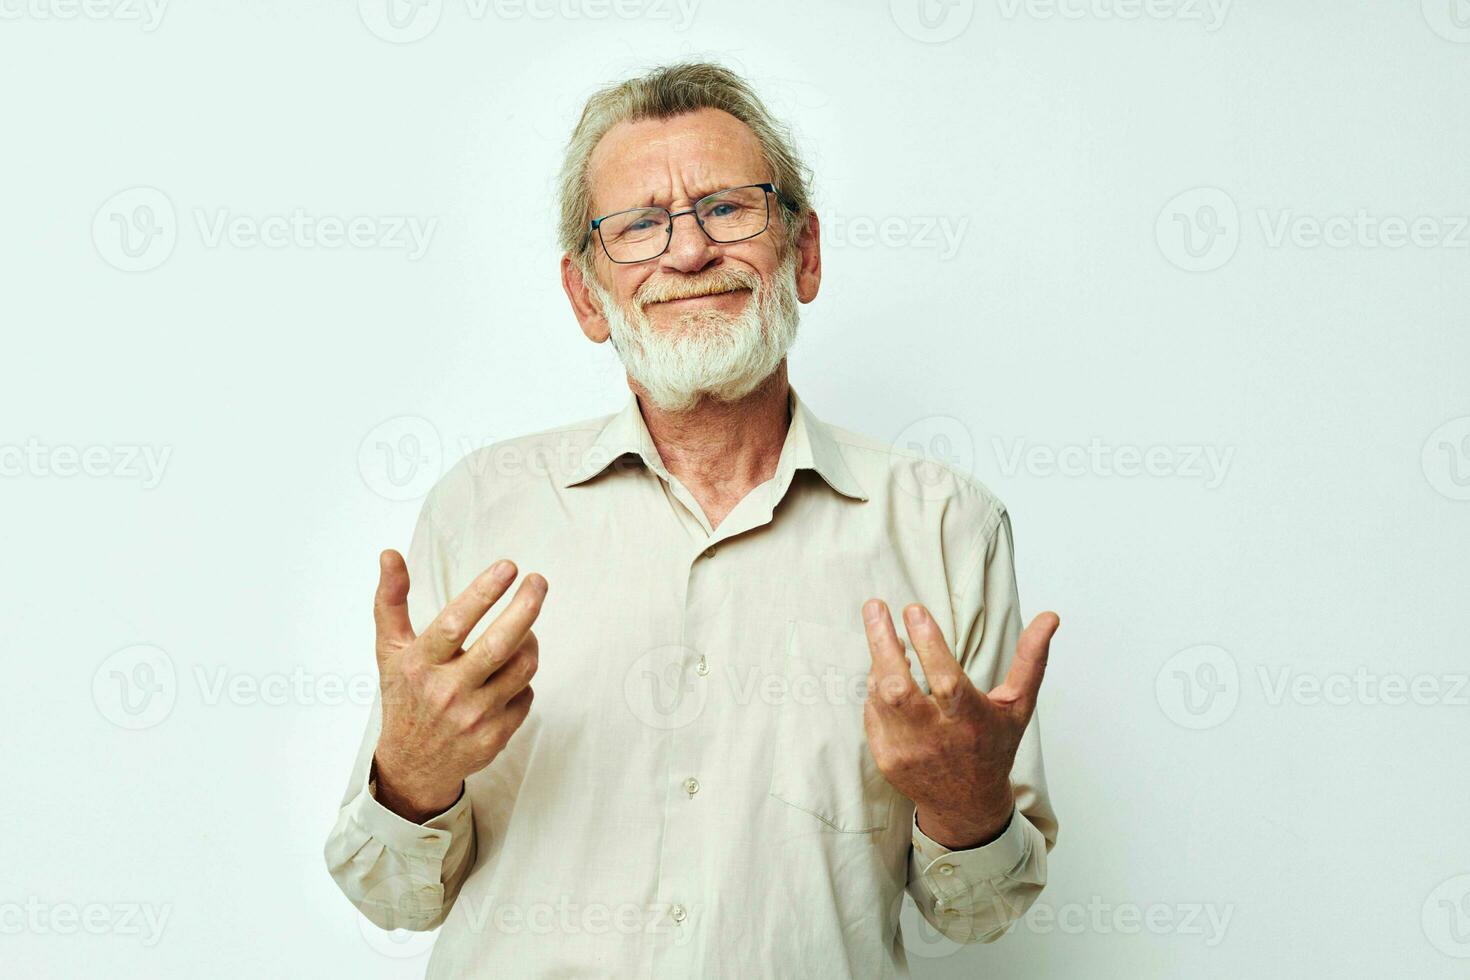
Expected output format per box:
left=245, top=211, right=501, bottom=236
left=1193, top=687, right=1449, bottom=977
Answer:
left=904, top=505, right=1059, bottom=943
left=322, top=474, right=479, bottom=932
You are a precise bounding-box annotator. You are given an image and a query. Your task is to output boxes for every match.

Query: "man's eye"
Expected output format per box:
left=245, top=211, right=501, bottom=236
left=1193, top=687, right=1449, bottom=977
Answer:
left=615, top=216, right=663, bottom=237
left=707, top=204, right=738, bottom=218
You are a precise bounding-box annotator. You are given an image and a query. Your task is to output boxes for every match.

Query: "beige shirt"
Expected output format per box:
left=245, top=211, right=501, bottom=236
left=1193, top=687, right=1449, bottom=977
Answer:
left=324, top=384, right=1058, bottom=978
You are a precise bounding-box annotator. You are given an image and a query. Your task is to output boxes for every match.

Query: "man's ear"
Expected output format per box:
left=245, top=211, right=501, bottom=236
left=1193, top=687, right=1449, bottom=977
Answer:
left=561, top=253, right=610, bottom=343
left=794, top=210, right=822, bottom=304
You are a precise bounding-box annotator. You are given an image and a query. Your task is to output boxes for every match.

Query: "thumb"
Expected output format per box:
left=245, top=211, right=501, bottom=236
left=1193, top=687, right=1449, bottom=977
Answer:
left=991, top=611, right=1059, bottom=715
left=373, top=549, right=415, bottom=659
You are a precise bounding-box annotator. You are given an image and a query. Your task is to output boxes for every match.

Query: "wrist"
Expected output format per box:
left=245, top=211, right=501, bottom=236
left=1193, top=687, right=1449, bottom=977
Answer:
left=916, top=785, right=1015, bottom=850
left=371, top=751, right=462, bottom=824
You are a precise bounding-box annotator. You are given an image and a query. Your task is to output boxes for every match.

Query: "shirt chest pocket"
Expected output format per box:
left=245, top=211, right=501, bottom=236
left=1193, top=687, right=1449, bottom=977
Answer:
left=768, top=618, right=920, bottom=834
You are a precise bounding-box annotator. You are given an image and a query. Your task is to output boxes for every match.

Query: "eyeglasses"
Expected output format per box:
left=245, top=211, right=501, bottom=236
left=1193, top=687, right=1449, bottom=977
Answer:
left=590, top=182, right=782, bottom=264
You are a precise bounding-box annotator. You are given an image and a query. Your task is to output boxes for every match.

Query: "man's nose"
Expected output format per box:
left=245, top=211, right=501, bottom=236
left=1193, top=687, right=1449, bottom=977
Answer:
left=658, top=208, right=719, bottom=274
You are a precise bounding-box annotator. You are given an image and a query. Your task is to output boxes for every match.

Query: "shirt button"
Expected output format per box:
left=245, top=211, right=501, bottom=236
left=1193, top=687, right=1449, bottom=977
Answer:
left=684, top=777, right=701, bottom=797
left=938, top=864, right=955, bottom=876
left=695, top=656, right=710, bottom=676
left=702, top=546, right=715, bottom=559
left=670, top=904, right=687, bottom=923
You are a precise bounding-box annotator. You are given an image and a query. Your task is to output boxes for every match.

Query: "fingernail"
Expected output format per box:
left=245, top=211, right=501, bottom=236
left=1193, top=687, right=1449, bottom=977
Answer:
left=863, top=600, right=881, bottom=624
left=904, top=605, right=924, bottom=626
left=491, top=560, right=513, bottom=580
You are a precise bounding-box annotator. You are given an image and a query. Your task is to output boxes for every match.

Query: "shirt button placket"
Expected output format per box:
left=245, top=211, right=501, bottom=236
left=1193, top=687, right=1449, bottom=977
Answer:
left=652, top=541, right=721, bottom=974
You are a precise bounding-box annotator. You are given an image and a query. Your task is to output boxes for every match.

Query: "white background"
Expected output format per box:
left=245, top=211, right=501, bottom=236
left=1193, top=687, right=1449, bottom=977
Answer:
left=3, top=0, right=1469, bottom=977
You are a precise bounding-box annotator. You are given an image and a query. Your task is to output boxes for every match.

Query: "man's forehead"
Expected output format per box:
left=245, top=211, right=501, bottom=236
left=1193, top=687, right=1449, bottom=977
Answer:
left=588, top=108, right=768, bottom=210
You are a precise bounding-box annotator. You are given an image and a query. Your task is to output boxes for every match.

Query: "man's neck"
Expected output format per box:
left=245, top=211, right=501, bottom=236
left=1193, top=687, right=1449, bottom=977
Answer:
left=631, top=366, right=792, bottom=526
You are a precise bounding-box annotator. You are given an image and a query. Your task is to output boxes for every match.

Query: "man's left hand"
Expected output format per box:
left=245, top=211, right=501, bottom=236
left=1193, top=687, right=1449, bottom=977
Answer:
left=860, top=599, right=1060, bottom=850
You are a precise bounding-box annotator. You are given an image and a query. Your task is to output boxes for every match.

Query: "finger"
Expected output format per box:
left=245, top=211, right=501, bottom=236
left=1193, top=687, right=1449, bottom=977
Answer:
left=481, top=638, right=538, bottom=705
left=862, top=599, right=920, bottom=710
left=374, top=550, right=415, bottom=661
left=503, top=684, right=535, bottom=730
left=419, top=560, right=519, bottom=664
left=902, top=604, right=968, bottom=716
left=469, top=682, right=535, bottom=759
left=459, top=572, right=548, bottom=683
left=991, top=611, right=1060, bottom=714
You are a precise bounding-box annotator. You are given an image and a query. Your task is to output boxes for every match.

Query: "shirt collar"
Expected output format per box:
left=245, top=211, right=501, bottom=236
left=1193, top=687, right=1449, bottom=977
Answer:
left=559, top=384, right=868, bottom=502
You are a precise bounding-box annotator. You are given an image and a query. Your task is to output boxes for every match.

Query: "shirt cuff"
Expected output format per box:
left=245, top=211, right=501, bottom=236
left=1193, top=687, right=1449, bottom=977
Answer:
left=911, top=805, right=1029, bottom=880
left=352, top=769, right=472, bottom=857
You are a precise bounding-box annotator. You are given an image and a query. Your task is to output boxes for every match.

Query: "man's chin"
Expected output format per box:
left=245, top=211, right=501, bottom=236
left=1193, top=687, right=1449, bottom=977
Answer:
left=645, top=306, right=742, bottom=336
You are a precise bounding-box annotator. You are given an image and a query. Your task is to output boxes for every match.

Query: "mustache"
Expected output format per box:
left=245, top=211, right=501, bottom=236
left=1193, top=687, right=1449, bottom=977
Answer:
left=637, top=268, right=760, bottom=305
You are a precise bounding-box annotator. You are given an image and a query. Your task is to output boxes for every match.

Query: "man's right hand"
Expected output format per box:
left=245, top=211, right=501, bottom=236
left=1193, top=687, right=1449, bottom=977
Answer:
left=370, top=549, right=546, bottom=823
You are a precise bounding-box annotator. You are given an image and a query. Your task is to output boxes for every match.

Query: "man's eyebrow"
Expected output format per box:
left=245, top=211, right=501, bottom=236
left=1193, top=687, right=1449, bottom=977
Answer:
left=607, top=190, right=666, bottom=212
left=684, top=184, right=729, bottom=202
left=615, top=181, right=764, bottom=212
left=687, top=180, right=768, bottom=201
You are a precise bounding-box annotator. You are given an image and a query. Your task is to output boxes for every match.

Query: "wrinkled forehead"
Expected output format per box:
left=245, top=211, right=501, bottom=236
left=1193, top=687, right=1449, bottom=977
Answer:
left=587, top=107, right=771, bottom=216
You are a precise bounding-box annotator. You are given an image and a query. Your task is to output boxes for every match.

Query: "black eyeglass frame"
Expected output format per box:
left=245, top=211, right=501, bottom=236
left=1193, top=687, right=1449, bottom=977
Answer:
left=588, top=182, right=791, bottom=264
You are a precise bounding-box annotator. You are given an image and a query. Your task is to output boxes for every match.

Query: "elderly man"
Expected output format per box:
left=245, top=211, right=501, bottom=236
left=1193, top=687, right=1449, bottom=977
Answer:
left=325, top=61, right=1060, bottom=978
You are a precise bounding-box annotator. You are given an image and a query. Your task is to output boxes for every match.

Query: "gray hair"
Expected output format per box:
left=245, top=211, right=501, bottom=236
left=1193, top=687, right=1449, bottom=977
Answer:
left=556, top=61, right=813, bottom=276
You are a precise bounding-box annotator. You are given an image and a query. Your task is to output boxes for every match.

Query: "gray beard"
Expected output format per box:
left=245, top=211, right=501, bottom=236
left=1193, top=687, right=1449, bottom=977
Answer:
left=592, top=248, right=802, bottom=413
